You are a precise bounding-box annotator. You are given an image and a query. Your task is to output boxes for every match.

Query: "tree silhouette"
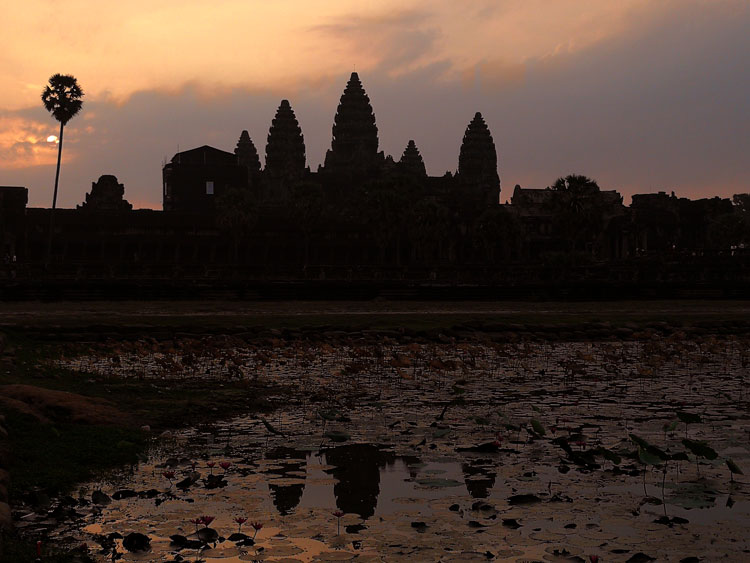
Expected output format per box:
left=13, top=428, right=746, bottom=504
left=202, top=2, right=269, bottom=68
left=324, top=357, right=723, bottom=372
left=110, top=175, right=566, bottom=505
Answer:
left=547, top=174, right=605, bottom=254
left=41, top=74, right=84, bottom=265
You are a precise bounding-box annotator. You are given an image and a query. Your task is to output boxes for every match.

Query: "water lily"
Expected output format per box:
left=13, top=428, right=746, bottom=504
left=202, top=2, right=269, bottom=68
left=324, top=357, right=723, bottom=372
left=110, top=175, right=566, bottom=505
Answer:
left=200, top=515, right=215, bottom=527
left=332, top=510, right=345, bottom=534
left=251, top=521, right=263, bottom=539
left=190, top=517, right=203, bottom=532
left=234, top=516, right=247, bottom=533
left=220, top=461, right=231, bottom=472
left=207, top=461, right=215, bottom=474
left=162, top=470, right=176, bottom=487
left=589, top=556, right=599, bottom=563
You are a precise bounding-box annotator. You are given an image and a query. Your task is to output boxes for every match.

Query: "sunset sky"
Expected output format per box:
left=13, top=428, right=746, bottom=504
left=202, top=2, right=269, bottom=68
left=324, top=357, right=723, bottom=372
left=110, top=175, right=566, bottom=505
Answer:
left=1, top=0, right=748, bottom=208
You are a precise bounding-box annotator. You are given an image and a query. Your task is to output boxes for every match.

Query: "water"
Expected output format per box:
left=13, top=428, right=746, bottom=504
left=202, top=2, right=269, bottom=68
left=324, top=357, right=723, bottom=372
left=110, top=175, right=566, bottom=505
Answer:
left=27, top=336, right=750, bottom=561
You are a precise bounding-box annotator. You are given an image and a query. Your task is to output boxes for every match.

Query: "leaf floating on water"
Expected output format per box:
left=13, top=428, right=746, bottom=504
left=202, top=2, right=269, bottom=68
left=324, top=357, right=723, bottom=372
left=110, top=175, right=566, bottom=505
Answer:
left=508, top=494, right=541, bottom=505
left=324, top=431, right=350, bottom=443
left=123, top=532, right=151, bottom=553
left=626, top=553, right=656, bottom=563
left=112, top=489, right=137, bottom=500
left=682, top=439, right=718, bottom=460
left=169, top=534, right=188, bottom=547
left=676, top=411, right=702, bottom=425
left=415, top=478, right=463, bottom=488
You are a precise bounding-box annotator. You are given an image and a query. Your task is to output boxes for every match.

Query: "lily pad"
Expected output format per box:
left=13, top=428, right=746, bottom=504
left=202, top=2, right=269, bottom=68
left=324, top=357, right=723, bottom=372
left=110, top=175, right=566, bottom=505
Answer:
left=324, top=431, right=351, bottom=442
left=415, top=478, right=463, bottom=488
left=508, top=494, right=541, bottom=505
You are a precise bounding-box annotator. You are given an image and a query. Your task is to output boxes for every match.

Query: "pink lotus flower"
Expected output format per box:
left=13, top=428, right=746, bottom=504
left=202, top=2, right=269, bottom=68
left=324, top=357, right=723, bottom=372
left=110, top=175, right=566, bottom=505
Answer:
left=162, top=470, right=176, bottom=486
left=200, top=515, right=215, bottom=527
left=589, top=556, right=599, bottom=563
left=251, top=521, right=263, bottom=539
left=234, top=516, right=247, bottom=533
left=190, top=517, right=203, bottom=531
left=207, top=461, right=215, bottom=474
left=220, top=461, right=231, bottom=471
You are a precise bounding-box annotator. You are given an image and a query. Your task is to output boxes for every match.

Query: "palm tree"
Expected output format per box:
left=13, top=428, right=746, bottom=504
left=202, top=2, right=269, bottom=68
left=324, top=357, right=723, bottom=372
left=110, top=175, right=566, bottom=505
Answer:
left=41, top=73, right=84, bottom=265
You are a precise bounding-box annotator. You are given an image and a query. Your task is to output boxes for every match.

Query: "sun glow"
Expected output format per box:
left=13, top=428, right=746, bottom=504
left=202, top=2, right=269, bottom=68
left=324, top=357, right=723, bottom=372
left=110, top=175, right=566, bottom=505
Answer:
left=0, top=116, right=67, bottom=169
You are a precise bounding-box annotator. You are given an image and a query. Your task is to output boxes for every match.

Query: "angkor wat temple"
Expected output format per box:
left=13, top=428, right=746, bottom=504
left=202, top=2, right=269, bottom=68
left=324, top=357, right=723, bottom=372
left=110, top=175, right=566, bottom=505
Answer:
left=2, top=73, right=750, bottom=297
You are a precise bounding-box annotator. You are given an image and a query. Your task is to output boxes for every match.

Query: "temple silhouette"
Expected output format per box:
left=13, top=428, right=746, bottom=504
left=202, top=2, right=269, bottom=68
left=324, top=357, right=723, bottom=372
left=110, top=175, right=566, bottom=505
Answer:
left=2, top=72, right=749, bottom=298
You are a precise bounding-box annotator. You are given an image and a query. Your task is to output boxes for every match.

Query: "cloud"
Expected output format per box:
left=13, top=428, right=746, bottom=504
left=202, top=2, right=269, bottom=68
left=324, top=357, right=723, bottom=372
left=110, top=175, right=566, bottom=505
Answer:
left=310, top=9, right=441, bottom=76
left=0, top=112, right=68, bottom=169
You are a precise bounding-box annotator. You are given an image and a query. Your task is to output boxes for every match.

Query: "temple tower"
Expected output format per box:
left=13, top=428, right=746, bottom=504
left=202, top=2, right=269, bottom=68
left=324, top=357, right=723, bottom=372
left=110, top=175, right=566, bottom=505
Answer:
left=323, top=72, right=383, bottom=177
left=235, top=130, right=261, bottom=174
left=398, top=140, right=427, bottom=178
left=457, top=112, right=500, bottom=204
left=264, top=100, right=306, bottom=187
left=235, top=130, right=261, bottom=187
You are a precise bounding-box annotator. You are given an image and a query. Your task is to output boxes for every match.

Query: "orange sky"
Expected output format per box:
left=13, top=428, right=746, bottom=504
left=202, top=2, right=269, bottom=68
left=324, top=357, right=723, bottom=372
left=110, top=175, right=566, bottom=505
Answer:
left=1, top=0, right=748, bottom=207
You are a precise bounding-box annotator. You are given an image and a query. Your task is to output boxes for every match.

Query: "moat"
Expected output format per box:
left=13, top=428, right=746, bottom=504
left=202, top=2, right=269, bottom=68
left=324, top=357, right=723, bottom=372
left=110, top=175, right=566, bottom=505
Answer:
left=6, top=312, right=747, bottom=562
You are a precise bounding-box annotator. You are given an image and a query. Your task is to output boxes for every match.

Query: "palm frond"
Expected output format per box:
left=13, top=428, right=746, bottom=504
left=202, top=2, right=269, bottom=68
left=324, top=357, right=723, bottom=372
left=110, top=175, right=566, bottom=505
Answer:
left=41, top=74, right=84, bottom=125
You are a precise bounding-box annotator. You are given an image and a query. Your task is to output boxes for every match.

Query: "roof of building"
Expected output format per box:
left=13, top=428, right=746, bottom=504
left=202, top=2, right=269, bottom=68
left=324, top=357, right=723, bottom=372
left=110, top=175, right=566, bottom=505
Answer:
left=169, top=145, right=237, bottom=166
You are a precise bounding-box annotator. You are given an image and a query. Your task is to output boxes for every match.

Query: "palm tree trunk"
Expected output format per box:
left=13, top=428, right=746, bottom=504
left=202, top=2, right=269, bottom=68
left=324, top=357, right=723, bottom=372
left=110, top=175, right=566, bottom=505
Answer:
left=46, top=122, right=64, bottom=268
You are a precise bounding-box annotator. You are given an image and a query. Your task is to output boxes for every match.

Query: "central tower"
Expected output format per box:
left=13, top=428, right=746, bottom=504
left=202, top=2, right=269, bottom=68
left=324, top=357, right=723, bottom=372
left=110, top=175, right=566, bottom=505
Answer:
left=323, top=72, right=383, bottom=178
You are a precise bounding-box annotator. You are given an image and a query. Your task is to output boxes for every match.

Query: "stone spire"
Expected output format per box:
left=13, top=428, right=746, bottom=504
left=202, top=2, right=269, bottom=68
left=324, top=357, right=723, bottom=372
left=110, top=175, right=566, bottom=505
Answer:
left=457, top=112, right=500, bottom=202
left=398, top=140, right=427, bottom=177
left=323, top=72, right=381, bottom=175
left=264, top=100, right=306, bottom=182
left=235, top=130, right=261, bottom=175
